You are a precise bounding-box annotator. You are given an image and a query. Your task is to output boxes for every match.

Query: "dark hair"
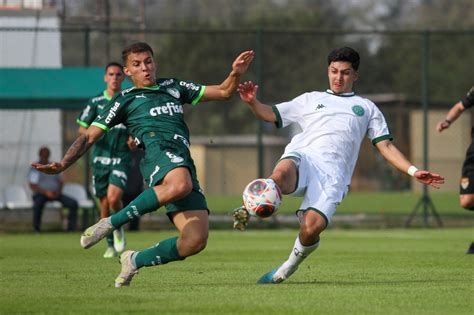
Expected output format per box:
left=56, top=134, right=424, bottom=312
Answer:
left=327, top=47, right=360, bottom=71
left=105, top=62, right=123, bottom=72
left=38, top=146, right=50, bottom=157
left=122, top=42, right=154, bottom=64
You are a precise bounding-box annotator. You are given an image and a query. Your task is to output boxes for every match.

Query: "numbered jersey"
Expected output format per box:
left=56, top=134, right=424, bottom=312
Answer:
left=77, top=91, right=131, bottom=168
left=92, top=78, right=205, bottom=149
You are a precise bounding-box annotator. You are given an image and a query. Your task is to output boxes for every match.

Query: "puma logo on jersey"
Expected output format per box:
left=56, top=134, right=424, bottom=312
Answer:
left=315, top=104, right=326, bottom=110
left=135, top=93, right=147, bottom=99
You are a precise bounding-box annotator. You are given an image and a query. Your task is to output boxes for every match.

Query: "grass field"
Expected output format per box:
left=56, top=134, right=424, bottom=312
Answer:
left=1, top=229, right=472, bottom=314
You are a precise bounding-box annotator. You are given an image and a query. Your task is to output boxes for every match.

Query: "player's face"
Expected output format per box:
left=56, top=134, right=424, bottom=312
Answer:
left=327, top=61, right=358, bottom=94
left=124, top=51, right=157, bottom=88
left=104, top=66, right=125, bottom=92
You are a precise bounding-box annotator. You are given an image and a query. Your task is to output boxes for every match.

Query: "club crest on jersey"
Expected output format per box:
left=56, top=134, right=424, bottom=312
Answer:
left=461, top=177, right=469, bottom=190
left=167, top=88, right=180, bottom=99
left=352, top=105, right=365, bottom=117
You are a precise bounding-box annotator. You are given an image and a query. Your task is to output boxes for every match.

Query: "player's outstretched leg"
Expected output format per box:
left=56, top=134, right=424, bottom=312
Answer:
left=115, top=250, right=138, bottom=288
left=81, top=188, right=160, bottom=249
left=257, top=236, right=320, bottom=284
left=80, top=218, right=114, bottom=249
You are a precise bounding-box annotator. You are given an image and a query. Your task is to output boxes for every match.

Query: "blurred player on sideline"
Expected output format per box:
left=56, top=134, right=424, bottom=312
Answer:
left=76, top=62, right=131, bottom=258
left=235, top=47, right=445, bottom=284
left=436, top=86, right=474, bottom=254
left=32, top=42, right=254, bottom=287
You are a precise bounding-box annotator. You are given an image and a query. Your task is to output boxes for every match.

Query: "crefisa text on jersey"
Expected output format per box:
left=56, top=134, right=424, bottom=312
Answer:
left=149, top=102, right=184, bottom=116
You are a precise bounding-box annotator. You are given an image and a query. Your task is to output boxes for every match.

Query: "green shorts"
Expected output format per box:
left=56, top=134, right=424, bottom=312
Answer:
left=92, top=165, right=129, bottom=198
left=140, top=140, right=208, bottom=215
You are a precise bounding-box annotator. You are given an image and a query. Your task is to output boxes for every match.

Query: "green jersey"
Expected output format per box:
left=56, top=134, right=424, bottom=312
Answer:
left=77, top=91, right=131, bottom=169
left=91, top=78, right=205, bottom=150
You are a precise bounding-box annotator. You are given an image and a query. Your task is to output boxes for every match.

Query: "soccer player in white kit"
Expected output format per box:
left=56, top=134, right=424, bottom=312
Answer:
left=236, top=47, right=445, bottom=284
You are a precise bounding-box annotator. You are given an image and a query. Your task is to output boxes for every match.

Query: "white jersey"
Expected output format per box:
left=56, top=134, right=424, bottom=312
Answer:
left=273, top=89, right=391, bottom=187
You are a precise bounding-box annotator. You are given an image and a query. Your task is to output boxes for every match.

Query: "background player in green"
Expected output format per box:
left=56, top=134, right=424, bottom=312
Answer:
left=76, top=62, right=131, bottom=258
left=32, top=42, right=255, bottom=287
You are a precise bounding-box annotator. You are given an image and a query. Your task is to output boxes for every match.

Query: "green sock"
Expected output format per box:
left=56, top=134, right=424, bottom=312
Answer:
left=134, top=236, right=185, bottom=268
left=105, top=232, right=114, bottom=247
left=110, top=188, right=159, bottom=228
left=105, top=209, right=115, bottom=247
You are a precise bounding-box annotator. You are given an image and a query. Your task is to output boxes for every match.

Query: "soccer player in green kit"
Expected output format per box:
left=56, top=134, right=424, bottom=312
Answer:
left=32, top=42, right=254, bottom=288
left=76, top=62, right=130, bottom=258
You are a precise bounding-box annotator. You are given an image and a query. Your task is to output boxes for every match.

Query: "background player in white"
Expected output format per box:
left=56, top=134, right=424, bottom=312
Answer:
left=436, top=86, right=474, bottom=254
left=236, top=47, right=445, bottom=284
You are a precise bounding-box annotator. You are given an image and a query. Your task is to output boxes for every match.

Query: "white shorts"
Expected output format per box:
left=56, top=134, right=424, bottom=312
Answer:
left=281, top=151, right=349, bottom=225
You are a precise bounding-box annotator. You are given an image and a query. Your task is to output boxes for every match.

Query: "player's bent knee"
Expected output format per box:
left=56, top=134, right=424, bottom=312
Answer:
left=180, top=234, right=208, bottom=256
left=170, top=181, right=193, bottom=199
left=460, top=194, right=474, bottom=209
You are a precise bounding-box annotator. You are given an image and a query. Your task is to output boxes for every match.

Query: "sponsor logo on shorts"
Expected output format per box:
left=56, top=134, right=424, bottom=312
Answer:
left=112, top=170, right=128, bottom=180
left=461, top=177, right=469, bottom=190
left=173, top=134, right=190, bottom=148
left=166, top=152, right=184, bottom=163
left=352, top=105, right=365, bottom=117
left=93, top=156, right=122, bottom=165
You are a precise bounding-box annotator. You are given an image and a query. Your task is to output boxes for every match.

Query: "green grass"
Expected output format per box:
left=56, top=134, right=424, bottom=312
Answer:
left=1, top=229, right=473, bottom=314
left=206, top=191, right=467, bottom=215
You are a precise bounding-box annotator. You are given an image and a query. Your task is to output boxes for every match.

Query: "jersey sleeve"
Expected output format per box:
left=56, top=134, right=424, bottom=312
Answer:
left=176, top=79, right=205, bottom=105
left=91, top=95, right=128, bottom=132
left=76, top=99, right=98, bottom=128
left=461, top=86, right=474, bottom=109
left=367, top=103, right=393, bottom=145
left=272, top=94, right=306, bottom=128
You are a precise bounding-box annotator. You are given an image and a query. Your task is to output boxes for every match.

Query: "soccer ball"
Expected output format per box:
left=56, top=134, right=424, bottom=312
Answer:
left=242, top=178, right=282, bottom=218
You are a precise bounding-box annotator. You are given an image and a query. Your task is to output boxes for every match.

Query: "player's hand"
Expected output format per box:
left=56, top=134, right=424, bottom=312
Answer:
left=31, top=162, right=65, bottom=174
left=238, top=81, right=258, bottom=103
left=414, top=170, right=445, bottom=189
left=232, top=50, right=255, bottom=76
left=436, top=120, right=450, bottom=132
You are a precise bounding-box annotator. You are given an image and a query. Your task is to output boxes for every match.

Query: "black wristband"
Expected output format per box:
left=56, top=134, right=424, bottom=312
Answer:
left=444, top=119, right=452, bottom=125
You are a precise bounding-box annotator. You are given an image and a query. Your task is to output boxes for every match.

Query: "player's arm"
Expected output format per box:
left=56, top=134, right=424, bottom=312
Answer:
left=200, top=50, right=255, bottom=101
left=31, top=126, right=104, bottom=174
left=238, top=81, right=277, bottom=122
left=435, top=101, right=465, bottom=132
left=78, top=125, right=88, bottom=135
left=375, top=139, right=444, bottom=188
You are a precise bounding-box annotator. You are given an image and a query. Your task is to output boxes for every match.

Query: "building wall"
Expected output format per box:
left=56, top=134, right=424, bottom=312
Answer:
left=411, top=110, right=471, bottom=192
left=190, top=136, right=286, bottom=195
left=0, top=9, right=62, bottom=191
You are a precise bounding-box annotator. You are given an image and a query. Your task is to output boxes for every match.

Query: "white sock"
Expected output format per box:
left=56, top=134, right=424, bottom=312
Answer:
left=278, top=236, right=319, bottom=277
